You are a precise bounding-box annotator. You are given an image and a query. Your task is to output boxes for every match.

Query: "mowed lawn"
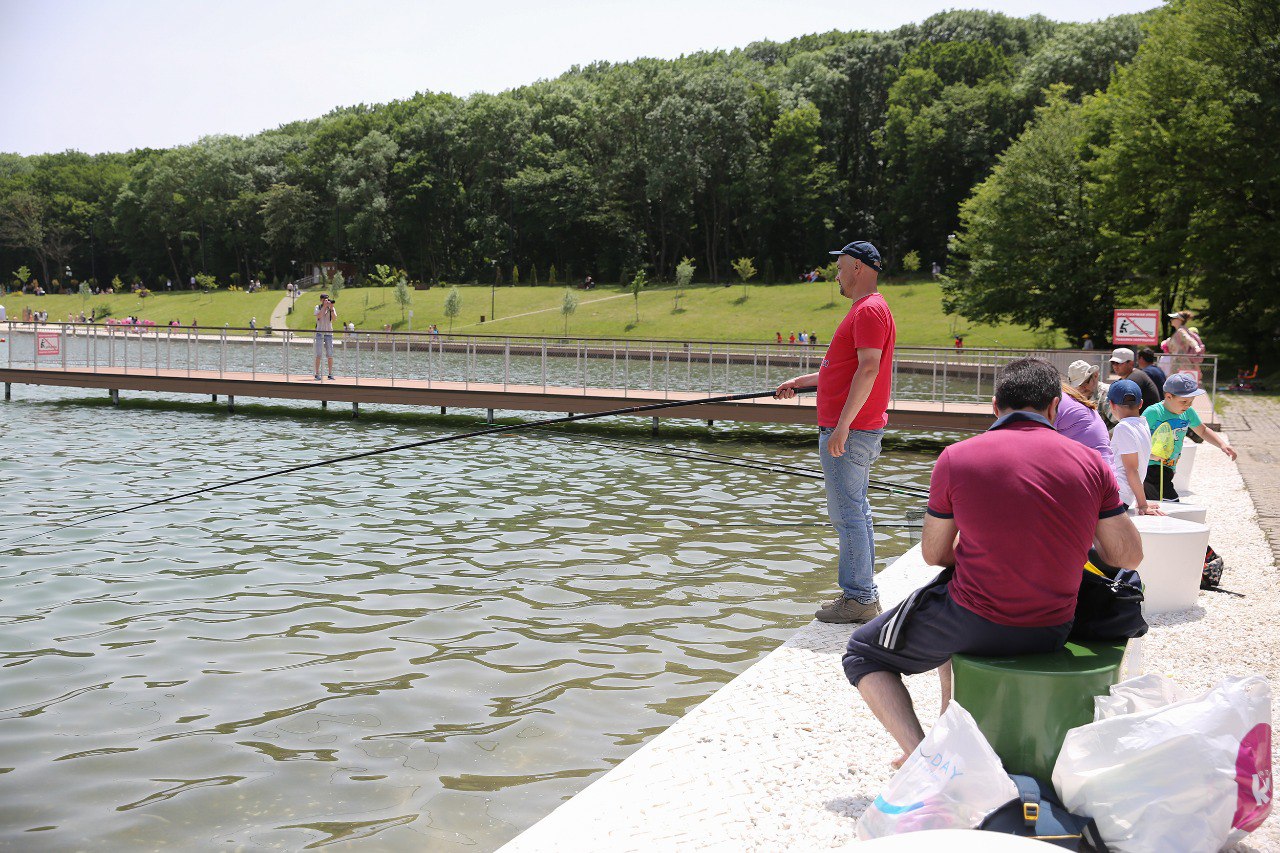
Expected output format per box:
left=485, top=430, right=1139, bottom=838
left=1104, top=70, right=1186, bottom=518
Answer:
left=292, top=279, right=1059, bottom=348
left=5, top=280, right=1061, bottom=348
left=4, top=290, right=286, bottom=330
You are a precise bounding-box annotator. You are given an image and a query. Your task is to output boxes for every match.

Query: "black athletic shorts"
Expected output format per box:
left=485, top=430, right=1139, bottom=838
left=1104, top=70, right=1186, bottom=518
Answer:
left=842, top=582, right=1072, bottom=687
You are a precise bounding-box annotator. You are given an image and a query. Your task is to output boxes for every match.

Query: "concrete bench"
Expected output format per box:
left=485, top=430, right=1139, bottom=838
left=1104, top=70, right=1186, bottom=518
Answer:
left=1131, top=515, right=1211, bottom=613
left=952, top=640, right=1127, bottom=781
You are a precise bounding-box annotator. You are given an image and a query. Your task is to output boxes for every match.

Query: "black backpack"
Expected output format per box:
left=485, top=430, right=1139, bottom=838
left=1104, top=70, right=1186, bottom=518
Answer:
left=979, top=774, right=1110, bottom=850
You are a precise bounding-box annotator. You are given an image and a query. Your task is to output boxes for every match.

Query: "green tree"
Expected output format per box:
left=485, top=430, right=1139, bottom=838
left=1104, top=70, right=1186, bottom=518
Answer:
left=945, top=87, right=1117, bottom=342
left=328, top=270, right=345, bottom=299
left=78, top=281, right=91, bottom=307
left=560, top=287, right=578, bottom=336
left=394, top=274, right=412, bottom=322
left=674, top=256, right=695, bottom=313
left=443, top=285, right=461, bottom=332
left=630, top=270, right=647, bottom=324
left=511, top=263, right=520, bottom=285
left=333, top=131, right=399, bottom=256
left=1015, top=14, right=1148, bottom=104
left=901, top=250, right=921, bottom=272
left=11, top=265, right=30, bottom=291
left=1090, top=0, right=1280, bottom=358
left=731, top=256, right=757, bottom=301
left=548, top=264, right=557, bottom=284
left=821, top=260, right=840, bottom=306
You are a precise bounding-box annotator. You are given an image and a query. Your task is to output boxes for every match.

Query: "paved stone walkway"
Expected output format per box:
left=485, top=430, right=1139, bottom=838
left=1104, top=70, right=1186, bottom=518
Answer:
left=1219, top=394, right=1280, bottom=565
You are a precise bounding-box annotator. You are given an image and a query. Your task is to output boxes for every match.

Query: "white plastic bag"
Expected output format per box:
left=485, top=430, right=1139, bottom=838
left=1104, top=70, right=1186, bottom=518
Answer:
left=857, top=702, right=1017, bottom=839
left=1093, top=672, right=1187, bottom=720
left=1054, top=675, right=1273, bottom=852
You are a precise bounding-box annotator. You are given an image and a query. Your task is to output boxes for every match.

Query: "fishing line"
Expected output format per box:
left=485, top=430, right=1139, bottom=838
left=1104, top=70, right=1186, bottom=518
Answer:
left=2, top=389, right=808, bottom=551
left=532, top=429, right=932, bottom=497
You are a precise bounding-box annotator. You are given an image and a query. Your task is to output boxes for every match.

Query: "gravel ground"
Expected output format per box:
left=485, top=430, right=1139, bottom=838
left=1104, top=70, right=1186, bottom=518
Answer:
left=502, top=438, right=1278, bottom=852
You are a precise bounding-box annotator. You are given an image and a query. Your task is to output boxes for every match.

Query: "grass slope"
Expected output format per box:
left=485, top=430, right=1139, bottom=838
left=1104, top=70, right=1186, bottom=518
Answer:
left=5, top=279, right=1060, bottom=348
left=5, top=291, right=285, bottom=330
left=290, top=279, right=1059, bottom=348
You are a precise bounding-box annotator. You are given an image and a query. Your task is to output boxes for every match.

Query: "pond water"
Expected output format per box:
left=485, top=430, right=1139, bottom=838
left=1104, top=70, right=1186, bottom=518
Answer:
left=0, top=374, right=947, bottom=850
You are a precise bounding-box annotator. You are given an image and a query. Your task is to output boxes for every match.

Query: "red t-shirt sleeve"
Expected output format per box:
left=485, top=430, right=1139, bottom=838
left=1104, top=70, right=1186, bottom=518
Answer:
left=852, top=302, right=890, bottom=351
left=926, top=450, right=954, bottom=518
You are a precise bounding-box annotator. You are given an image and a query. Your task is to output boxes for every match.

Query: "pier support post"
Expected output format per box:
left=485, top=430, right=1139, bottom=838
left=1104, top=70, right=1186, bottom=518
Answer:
left=321, top=400, right=327, bottom=410
left=110, top=389, right=119, bottom=406
left=4, top=383, right=9, bottom=401
left=652, top=416, right=659, bottom=436
left=352, top=402, right=359, bottom=418
left=440, top=406, right=446, bottom=415
left=211, top=394, right=217, bottom=403
left=487, top=408, right=494, bottom=424
left=227, top=395, right=235, bottom=413
left=706, top=419, right=714, bottom=428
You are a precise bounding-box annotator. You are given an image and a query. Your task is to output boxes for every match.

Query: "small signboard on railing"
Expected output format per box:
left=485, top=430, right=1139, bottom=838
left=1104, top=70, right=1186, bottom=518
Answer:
left=36, top=331, right=60, bottom=357
left=1113, top=309, right=1160, bottom=345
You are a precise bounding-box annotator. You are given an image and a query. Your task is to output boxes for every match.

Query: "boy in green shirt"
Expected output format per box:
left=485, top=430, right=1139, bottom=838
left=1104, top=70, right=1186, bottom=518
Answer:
left=1143, top=373, right=1236, bottom=501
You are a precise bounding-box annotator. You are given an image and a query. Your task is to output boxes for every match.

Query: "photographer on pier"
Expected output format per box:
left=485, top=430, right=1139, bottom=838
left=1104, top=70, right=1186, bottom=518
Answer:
left=314, top=294, right=338, bottom=381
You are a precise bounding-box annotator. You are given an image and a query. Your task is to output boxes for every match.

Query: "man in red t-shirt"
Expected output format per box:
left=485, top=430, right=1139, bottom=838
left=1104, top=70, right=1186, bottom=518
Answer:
left=776, top=241, right=896, bottom=624
left=842, top=358, right=1143, bottom=764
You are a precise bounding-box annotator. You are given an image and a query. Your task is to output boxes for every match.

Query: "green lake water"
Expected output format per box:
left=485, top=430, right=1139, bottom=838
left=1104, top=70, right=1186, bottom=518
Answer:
left=0, top=375, right=945, bottom=850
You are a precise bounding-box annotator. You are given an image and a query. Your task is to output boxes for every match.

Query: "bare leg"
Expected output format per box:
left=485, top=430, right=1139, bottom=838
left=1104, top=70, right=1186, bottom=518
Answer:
left=938, top=659, right=953, bottom=716
left=858, top=671, right=926, bottom=767
left=327, top=355, right=334, bottom=377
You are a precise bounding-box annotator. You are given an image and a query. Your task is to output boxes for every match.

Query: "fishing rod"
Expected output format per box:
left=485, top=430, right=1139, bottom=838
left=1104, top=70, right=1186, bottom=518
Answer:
left=533, top=429, right=932, bottom=498
left=3, top=389, right=809, bottom=550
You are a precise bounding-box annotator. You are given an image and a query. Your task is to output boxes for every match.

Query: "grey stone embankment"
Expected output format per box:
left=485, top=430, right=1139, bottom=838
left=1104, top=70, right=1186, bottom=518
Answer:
left=502, top=422, right=1279, bottom=852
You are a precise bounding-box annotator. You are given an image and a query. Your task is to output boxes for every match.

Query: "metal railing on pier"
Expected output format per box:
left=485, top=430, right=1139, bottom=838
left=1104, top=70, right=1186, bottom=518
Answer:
left=3, top=323, right=1219, bottom=411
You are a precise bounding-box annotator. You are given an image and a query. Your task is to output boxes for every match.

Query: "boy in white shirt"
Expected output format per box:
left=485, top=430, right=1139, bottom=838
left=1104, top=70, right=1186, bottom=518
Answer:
left=1107, top=379, right=1161, bottom=515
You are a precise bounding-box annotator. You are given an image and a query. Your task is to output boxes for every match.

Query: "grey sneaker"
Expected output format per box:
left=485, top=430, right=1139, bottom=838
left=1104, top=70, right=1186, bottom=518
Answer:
left=815, top=596, right=882, bottom=624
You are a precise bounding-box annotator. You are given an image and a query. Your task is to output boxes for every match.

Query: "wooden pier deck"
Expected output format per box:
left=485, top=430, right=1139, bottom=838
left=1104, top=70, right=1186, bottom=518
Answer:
left=0, top=366, right=997, bottom=432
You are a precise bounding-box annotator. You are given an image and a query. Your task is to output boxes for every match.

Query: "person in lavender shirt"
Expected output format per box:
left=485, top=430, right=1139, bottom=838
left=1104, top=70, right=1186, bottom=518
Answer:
left=1055, top=378, right=1115, bottom=468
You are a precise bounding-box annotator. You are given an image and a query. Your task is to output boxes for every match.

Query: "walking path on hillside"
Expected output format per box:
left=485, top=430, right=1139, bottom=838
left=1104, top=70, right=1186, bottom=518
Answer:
left=269, top=293, right=296, bottom=330
left=452, top=291, right=632, bottom=331
left=1219, top=394, right=1280, bottom=564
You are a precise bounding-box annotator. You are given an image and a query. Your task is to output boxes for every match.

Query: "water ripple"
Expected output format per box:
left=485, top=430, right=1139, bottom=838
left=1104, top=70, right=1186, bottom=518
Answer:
left=0, top=381, right=941, bottom=850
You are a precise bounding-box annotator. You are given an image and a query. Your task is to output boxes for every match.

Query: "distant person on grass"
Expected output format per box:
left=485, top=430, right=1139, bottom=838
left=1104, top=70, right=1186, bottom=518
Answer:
left=314, top=293, right=337, bottom=381
left=843, top=358, right=1141, bottom=766
left=776, top=240, right=896, bottom=624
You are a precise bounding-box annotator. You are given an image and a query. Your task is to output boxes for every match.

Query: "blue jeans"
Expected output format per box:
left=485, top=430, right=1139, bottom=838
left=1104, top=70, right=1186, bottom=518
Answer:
left=819, top=426, right=883, bottom=604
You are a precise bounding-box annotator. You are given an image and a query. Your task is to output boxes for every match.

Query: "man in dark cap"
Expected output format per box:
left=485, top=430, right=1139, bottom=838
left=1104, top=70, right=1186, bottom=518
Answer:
left=776, top=241, right=897, bottom=623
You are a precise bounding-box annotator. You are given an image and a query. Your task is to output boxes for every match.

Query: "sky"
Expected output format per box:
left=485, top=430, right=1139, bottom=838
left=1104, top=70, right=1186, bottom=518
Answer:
left=0, top=0, right=1163, bottom=157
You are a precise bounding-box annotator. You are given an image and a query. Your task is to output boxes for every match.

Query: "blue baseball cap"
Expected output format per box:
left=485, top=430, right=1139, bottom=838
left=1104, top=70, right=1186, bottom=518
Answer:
left=829, top=241, right=882, bottom=272
left=1106, top=379, right=1142, bottom=406
left=1165, top=373, right=1205, bottom=398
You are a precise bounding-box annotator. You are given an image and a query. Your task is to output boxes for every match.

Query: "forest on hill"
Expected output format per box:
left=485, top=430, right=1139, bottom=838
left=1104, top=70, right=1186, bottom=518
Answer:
left=2, top=0, right=1276, bottom=354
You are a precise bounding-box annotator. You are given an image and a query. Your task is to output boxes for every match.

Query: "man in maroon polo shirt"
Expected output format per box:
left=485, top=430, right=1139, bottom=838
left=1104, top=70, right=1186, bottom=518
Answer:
left=777, top=241, right=896, bottom=624
left=842, top=357, right=1142, bottom=763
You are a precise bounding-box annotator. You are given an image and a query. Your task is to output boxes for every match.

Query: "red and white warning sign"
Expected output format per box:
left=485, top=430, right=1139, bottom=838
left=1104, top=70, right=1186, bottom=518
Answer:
left=1113, top=309, right=1160, bottom=345
left=37, top=331, right=61, bottom=357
